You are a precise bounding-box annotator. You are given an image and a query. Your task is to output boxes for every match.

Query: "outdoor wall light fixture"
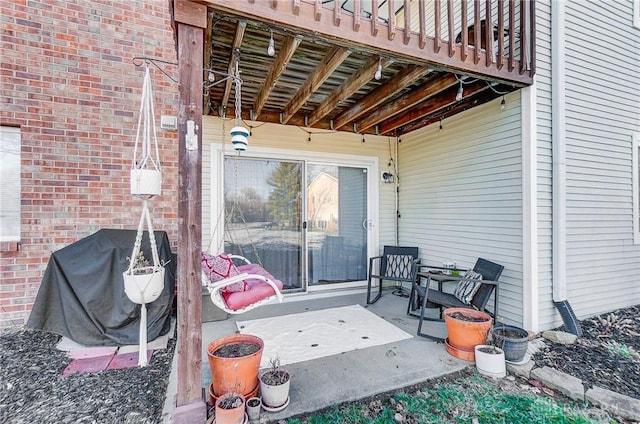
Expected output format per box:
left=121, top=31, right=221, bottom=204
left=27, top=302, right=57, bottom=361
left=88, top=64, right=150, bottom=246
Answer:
left=267, top=29, right=275, bottom=56
left=186, top=120, right=198, bottom=151
left=374, top=57, right=383, bottom=80
left=382, top=171, right=394, bottom=183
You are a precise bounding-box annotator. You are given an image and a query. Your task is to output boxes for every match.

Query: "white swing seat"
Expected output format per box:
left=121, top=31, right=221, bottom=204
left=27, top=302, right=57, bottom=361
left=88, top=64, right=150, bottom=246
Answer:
left=202, top=253, right=284, bottom=314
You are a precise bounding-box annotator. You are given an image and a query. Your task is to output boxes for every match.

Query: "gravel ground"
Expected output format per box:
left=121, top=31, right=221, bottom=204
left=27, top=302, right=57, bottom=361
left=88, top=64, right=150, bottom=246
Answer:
left=533, top=305, right=640, bottom=400
left=0, top=327, right=175, bottom=424
left=1, top=305, right=637, bottom=423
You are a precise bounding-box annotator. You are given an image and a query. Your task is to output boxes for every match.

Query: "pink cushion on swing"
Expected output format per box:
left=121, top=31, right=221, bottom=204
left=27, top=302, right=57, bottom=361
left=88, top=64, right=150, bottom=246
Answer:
left=222, top=263, right=284, bottom=311
left=201, top=252, right=247, bottom=293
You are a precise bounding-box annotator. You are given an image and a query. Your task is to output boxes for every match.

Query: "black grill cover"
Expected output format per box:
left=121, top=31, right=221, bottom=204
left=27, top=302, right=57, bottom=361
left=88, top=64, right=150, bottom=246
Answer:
left=27, top=229, right=175, bottom=346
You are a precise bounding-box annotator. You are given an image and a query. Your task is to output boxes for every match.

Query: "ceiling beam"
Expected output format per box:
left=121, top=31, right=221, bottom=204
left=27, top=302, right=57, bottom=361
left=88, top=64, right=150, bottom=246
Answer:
left=252, top=34, right=303, bottom=119
left=358, top=73, right=457, bottom=131
left=398, top=86, right=500, bottom=134
left=220, top=20, right=246, bottom=116
left=378, top=79, right=489, bottom=134
left=281, top=45, right=351, bottom=124
left=333, top=64, right=431, bottom=130
left=307, top=56, right=388, bottom=127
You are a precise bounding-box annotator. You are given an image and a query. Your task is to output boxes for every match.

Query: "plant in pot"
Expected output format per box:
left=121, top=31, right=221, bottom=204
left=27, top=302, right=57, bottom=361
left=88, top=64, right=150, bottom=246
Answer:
left=492, top=323, right=530, bottom=363
left=443, top=307, right=493, bottom=361
left=259, top=357, right=291, bottom=412
left=474, top=329, right=506, bottom=378
left=214, top=391, right=246, bottom=424
left=207, top=334, right=264, bottom=403
left=123, top=250, right=166, bottom=304
left=245, top=396, right=262, bottom=422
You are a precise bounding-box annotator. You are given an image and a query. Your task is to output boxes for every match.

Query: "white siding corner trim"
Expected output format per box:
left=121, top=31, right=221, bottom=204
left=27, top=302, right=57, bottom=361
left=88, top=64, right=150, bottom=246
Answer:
left=633, top=132, right=640, bottom=245
left=551, top=0, right=567, bottom=302
left=521, top=84, right=538, bottom=332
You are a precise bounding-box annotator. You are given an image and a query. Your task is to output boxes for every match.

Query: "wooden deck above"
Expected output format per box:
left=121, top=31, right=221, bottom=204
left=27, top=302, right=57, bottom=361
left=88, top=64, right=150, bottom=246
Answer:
left=193, top=0, right=536, bottom=136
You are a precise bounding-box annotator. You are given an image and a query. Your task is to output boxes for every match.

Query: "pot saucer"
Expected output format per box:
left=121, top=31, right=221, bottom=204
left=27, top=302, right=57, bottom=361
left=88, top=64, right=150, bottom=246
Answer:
left=213, top=413, right=248, bottom=424
left=261, top=396, right=290, bottom=412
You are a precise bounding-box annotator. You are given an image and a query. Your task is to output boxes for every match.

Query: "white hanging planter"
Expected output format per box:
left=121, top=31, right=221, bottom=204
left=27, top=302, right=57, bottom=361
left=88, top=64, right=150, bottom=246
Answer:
left=123, top=200, right=166, bottom=366
left=123, top=266, right=165, bottom=305
left=130, top=66, right=162, bottom=198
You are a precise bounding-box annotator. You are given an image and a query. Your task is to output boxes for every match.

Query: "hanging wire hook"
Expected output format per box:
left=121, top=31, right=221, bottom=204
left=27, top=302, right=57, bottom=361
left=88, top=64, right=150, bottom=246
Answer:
left=132, top=56, right=178, bottom=83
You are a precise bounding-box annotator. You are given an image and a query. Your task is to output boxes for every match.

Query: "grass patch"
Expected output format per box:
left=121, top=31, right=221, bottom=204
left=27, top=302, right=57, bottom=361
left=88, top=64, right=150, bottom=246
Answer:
left=285, top=375, right=617, bottom=424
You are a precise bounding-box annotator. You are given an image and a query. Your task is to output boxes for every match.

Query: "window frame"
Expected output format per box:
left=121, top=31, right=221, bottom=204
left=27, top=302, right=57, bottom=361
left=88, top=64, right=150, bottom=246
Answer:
left=0, top=126, right=21, bottom=242
left=633, top=132, right=640, bottom=245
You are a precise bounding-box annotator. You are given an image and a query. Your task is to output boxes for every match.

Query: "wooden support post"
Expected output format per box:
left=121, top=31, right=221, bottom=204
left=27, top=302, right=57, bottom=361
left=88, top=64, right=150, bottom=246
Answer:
left=172, top=1, right=207, bottom=423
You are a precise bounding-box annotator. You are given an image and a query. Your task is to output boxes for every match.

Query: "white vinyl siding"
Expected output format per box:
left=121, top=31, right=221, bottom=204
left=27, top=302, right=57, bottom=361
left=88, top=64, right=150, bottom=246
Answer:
left=398, top=93, right=525, bottom=325
left=561, top=0, right=640, bottom=317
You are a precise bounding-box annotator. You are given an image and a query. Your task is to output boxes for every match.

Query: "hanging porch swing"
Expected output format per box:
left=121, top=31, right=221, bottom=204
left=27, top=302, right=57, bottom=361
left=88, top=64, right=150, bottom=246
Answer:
left=201, top=53, right=284, bottom=314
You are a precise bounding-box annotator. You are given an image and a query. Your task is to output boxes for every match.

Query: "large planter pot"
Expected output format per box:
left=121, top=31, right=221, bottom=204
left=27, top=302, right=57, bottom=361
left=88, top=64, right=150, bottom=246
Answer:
left=130, top=168, right=162, bottom=197
left=214, top=392, right=246, bottom=424
left=259, top=368, right=291, bottom=411
left=207, top=334, right=264, bottom=398
left=444, top=308, right=493, bottom=361
left=474, top=345, right=506, bottom=378
left=123, top=267, right=165, bottom=304
left=493, top=324, right=529, bottom=363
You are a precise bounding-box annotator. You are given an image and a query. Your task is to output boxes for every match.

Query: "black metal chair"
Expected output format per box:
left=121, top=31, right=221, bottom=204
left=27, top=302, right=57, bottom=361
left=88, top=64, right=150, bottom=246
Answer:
left=407, top=258, right=504, bottom=340
left=366, top=246, right=419, bottom=304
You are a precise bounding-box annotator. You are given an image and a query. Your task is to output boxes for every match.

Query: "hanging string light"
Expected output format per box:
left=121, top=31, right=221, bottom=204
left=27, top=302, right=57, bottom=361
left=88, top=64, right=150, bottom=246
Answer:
left=267, top=29, right=275, bottom=56
left=229, top=53, right=249, bottom=152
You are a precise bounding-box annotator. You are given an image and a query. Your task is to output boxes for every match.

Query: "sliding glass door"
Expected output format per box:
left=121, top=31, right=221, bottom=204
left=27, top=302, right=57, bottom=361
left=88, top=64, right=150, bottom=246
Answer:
left=307, top=164, right=368, bottom=285
left=224, top=157, right=304, bottom=291
left=222, top=154, right=371, bottom=292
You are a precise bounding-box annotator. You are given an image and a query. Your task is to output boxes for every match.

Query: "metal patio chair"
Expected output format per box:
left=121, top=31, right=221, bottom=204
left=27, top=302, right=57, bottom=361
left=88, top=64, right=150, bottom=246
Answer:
left=366, top=246, right=420, bottom=305
left=407, top=258, right=504, bottom=340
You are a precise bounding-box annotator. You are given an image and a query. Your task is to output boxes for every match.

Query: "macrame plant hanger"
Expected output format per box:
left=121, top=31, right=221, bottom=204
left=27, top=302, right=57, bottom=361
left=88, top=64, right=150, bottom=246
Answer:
left=124, top=65, right=165, bottom=367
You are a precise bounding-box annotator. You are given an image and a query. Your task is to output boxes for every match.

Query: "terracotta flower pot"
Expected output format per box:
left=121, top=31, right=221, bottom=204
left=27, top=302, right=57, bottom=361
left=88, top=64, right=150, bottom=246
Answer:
left=214, top=392, right=246, bottom=424
left=207, top=334, right=264, bottom=398
left=444, top=308, right=492, bottom=354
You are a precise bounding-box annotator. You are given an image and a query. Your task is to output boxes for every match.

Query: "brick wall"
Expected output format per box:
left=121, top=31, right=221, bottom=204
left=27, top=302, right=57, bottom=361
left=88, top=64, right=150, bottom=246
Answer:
left=0, top=0, right=180, bottom=328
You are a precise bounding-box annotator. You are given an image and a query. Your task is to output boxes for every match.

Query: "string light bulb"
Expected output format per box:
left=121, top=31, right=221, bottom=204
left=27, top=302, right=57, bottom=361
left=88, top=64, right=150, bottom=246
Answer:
left=455, top=81, right=464, bottom=101
left=500, top=95, right=506, bottom=111
left=208, top=71, right=215, bottom=83
left=374, top=57, right=382, bottom=80
left=439, top=118, right=443, bottom=131
left=267, top=29, right=275, bottom=56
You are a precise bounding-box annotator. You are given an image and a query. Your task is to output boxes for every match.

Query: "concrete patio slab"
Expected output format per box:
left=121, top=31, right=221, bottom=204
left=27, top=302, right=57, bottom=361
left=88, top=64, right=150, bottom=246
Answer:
left=164, top=290, right=468, bottom=422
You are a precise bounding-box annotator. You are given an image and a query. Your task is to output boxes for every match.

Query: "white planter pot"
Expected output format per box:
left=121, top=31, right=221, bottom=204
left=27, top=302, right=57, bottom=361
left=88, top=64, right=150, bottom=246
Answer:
left=245, top=397, right=261, bottom=421
left=123, top=267, right=165, bottom=304
left=130, top=169, right=162, bottom=197
left=474, top=345, right=506, bottom=378
left=259, top=370, right=290, bottom=409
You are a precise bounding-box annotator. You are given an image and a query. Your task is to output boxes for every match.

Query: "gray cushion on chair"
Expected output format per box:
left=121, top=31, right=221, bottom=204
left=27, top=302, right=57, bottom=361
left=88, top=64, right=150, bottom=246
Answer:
left=453, top=270, right=483, bottom=304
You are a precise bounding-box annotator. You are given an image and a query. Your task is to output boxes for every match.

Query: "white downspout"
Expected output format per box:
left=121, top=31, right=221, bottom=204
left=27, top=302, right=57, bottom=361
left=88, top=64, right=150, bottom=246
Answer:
left=552, top=0, right=567, bottom=303
left=522, top=84, right=538, bottom=332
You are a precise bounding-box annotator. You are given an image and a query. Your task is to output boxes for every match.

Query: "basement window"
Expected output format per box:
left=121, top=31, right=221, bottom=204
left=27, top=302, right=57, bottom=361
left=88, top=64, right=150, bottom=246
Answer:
left=0, top=126, right=21, bottom=242
left=633, top=133, right=640, bottom=244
